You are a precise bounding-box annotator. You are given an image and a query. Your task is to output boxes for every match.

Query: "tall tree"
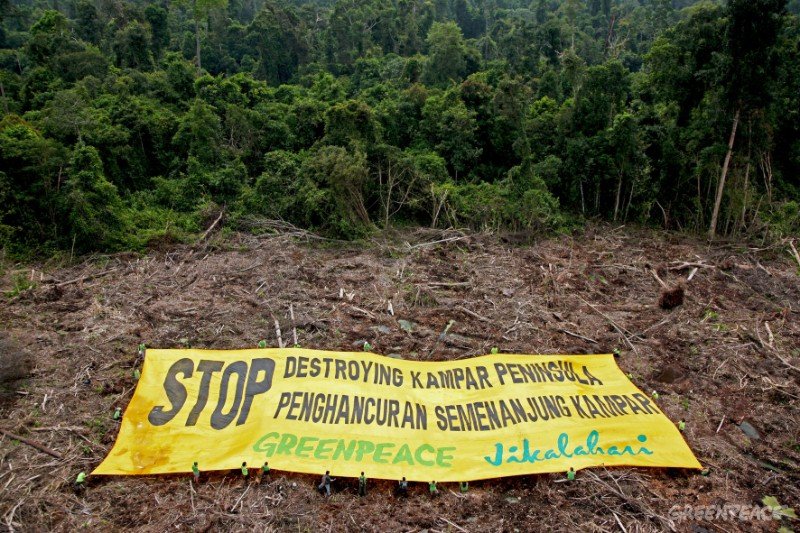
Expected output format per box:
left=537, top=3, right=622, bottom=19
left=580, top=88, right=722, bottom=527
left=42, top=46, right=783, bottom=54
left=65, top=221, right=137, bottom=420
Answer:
left=74, top=0, right=102, bottom=44
left=423, top=21, right=467, bottom=86
left=145, top=4, right=170, bottom=60
left=113, top=21, right=153, bottom=70
left=178, top=0, right=230, bottom=72
left=246, top=2, right=306, bottom=84
left=709, top=0, right=787, bottom=238
left=63, top=143, right=124, bottom=251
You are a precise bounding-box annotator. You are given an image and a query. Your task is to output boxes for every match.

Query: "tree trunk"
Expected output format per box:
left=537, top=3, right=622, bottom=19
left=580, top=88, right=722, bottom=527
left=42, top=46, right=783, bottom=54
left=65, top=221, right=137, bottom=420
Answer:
left=194, top=8, right=202, bottom=72
left=594, top=183, right=600, bottom=213
left=613, top=173, right=622, bottom=222
left=739, top=158, right=751, bottom=233
left=708, top=108, right=740, bottom=239
left=0, top=80, right=8, bottom=115
left=760, top=152, right=773, bottom=203
left=623, top=176, right=635, bottom=221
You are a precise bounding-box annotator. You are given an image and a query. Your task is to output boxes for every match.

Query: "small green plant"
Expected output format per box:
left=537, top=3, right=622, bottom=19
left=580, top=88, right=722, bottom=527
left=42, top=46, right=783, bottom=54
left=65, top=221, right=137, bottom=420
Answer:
left=5, top=272, right=35, bottom=298
left=701, top=309, right=729, bottom=331
left=680, top=397, right=690, bottom=410
left=87, top=417, right=107, bottom=440
left=762, top=495, right=797, bottom=520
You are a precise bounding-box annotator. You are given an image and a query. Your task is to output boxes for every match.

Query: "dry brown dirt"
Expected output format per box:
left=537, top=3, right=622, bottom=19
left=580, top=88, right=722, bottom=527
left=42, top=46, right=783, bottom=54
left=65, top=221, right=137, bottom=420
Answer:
left=1, top=224, right=798, bottom=532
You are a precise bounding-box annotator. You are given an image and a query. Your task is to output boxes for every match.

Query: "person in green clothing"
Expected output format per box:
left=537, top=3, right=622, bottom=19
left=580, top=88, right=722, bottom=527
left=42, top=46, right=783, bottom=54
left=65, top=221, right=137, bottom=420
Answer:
left=260, top=461, right=270, bottom=484
left=567, top=467, right=576, bottom=481
left=241, top=462, right=249, bottom=486
left=74, top=472, right=87, bottom=494
left=133, top=344, right=145, bottom=381
left=192, top=462, right=200, bottom=484
left=460, top=481, right=468, bottom=493
left=112, top=407, right=121, bottom=420
left=358, top=472, right=367, bottom=497
left=429, top=480, right=438, bottom=497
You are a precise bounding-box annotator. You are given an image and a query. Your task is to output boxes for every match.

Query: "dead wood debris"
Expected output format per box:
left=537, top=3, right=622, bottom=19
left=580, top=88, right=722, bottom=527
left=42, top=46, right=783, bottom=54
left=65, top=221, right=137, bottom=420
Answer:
left=0, top=223, right=798, bottom=531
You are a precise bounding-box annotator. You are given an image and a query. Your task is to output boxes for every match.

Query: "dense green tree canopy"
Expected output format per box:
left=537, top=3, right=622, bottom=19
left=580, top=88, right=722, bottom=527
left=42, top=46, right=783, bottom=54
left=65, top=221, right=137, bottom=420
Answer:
left=0, top=0, right=798, bottom=254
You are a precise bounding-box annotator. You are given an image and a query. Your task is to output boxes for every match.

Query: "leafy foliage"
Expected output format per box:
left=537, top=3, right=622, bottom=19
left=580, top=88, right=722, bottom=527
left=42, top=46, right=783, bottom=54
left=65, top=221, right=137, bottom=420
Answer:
left=0, top=0, right=798, bottom=254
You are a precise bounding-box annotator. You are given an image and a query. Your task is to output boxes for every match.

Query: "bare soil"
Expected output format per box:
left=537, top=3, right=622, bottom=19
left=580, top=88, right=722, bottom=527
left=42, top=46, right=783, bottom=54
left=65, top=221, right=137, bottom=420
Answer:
left=1, top=224, right=798, bottom=532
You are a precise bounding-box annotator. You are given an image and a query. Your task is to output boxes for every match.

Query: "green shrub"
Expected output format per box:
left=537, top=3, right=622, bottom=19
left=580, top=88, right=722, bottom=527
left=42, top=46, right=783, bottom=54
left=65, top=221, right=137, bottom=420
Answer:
left=434, top=161, right=563, bottom=232
left=62, top=143, right=125, bottom=252
left=117, top=192, right=199, bottom=250
left=761, top=201, right=800, bottom=240
left=4, top=272, right=36, bottom=298
left=238, top=150, right=303, bottom=219
left=297, top=146, right=374, bottom=239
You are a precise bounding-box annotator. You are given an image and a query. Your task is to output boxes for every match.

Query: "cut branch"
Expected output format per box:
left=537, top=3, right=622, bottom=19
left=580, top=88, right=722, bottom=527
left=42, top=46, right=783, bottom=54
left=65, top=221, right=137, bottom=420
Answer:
left=787, top=239, right=800, bottom=269
left=0, top=428, right=62, bottom=459
left=54, top=268, right=118, bottom=288
left=578, top=296, right=639, bottom=354
left=558, top=328, right=599, bottom=344
left=200, top=208, right=225, bottom=242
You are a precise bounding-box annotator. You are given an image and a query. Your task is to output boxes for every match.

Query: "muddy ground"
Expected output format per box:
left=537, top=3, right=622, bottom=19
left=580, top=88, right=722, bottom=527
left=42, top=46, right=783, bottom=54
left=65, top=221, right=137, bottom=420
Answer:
left=1, top=224, right=798, bottom=532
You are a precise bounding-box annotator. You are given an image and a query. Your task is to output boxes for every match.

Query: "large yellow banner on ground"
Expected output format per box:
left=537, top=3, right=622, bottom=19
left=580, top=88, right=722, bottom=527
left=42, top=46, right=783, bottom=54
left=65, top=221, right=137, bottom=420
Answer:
left=93, top=349, right=701, bottom=480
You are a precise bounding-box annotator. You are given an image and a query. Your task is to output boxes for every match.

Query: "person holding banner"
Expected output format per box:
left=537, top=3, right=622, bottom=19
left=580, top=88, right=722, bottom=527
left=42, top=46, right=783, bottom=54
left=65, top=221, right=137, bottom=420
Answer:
left=397, top=477, right=408, bottom=497
left=260, top=461, right=270, bottom=484
left=318, top=471, right=335, bottom=497
left=241, top=462, right=249, bottom=486
left=358, top=472, right=367, bottom=497
left=429, top=481, right=438, bottom=497
left=192, top=462, right=200, bottom=484
left=73, top=472, right=87, bottom=494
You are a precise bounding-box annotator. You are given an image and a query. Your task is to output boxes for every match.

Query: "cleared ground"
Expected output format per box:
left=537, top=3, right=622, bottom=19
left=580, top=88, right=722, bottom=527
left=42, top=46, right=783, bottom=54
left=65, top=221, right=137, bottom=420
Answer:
left=1, top=224, right=798, bottom=532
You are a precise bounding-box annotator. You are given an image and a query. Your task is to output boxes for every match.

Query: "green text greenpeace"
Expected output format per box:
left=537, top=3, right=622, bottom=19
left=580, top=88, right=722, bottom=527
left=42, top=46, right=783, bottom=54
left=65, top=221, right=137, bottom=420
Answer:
left=253, top=432, right=455, bottom=467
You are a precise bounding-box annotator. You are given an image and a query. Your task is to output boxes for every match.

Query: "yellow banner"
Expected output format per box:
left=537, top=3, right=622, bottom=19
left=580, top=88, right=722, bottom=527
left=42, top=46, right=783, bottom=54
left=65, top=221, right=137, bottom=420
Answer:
left=93, top=349, right=701, bottom=480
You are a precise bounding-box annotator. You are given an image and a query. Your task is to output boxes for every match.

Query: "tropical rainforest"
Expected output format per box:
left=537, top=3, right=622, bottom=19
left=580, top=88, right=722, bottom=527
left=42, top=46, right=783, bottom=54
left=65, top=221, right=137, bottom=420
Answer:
left=0, top=0, right=798, bottom=254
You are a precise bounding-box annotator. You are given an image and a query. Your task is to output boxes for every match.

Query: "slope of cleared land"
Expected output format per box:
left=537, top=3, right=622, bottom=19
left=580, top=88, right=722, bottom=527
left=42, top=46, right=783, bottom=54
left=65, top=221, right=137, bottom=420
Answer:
left=1, top=225, right=798, bottom=532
